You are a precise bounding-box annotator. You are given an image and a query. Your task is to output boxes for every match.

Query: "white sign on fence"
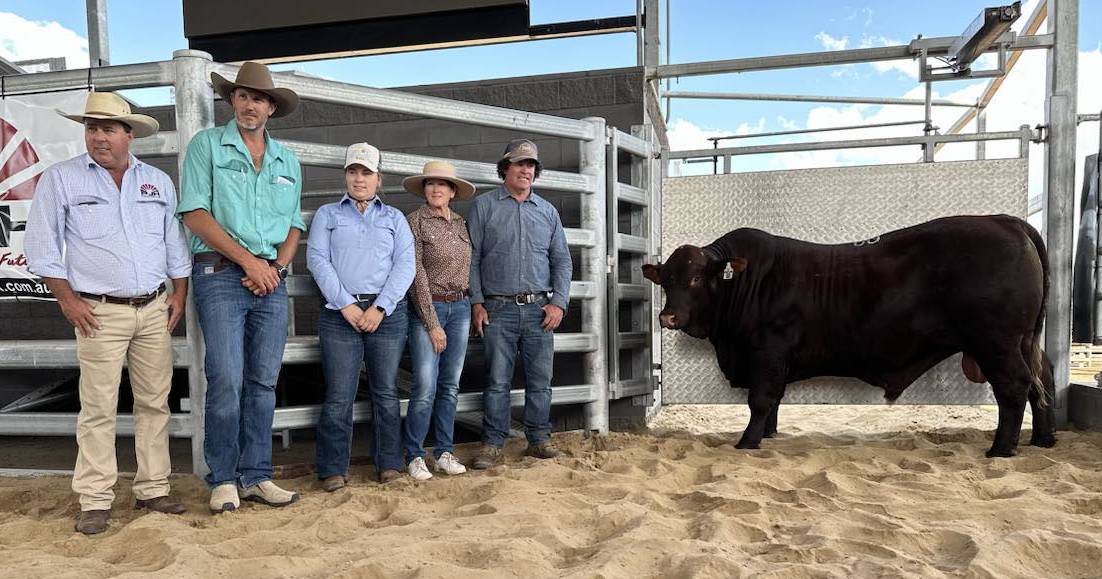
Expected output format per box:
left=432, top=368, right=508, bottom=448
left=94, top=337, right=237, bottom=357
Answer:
left=0, top=91, right=87, bottom=300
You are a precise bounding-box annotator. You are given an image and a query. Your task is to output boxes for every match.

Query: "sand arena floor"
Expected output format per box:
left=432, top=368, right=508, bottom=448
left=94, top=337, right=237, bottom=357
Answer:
left=1, top=404, right=1101, bottom=578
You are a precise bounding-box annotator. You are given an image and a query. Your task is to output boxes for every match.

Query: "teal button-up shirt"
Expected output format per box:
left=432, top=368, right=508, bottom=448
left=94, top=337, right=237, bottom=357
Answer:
left=177, top=120, right=306, bottom=259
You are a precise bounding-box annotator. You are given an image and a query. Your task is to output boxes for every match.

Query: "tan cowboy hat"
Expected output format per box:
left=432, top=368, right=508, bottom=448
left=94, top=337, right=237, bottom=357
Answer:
left=402, top=161, right=476, bottom=201
left=57, top=91, right=159, bottom=138
left=211, top=61, right=299, bottom=118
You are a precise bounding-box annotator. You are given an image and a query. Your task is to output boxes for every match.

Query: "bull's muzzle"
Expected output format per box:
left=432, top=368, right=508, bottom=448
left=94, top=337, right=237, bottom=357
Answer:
left=659, top=312, right=678, bottom=329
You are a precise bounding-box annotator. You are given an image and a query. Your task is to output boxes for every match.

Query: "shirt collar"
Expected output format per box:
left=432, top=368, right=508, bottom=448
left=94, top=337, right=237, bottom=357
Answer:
left=415, top=204, right=462, bottom=223
left=341, top=194, right=382, bottom=209
left=220, top=119, right=285, bottom=162
left=495, top=186, right=541, bottom=206
left=83, top=152, right=142, bottom=172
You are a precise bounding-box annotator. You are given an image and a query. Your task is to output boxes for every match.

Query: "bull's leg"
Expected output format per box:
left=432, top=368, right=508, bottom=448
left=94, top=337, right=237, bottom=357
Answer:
left=980, top=350, right=1033, bottom=458
left=737, top=382, right=785, bottom=449
left=763, top=403, right=779, bottom=438
left=1028, top=351, right=1057, bottom=448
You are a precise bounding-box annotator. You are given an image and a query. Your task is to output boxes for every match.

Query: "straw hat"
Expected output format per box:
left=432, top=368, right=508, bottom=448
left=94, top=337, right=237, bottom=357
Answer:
left=211, top=61, right=299, bottom=118
left=402, top=161, right=475, bottom=200
left=57, top=91, right=159, bottom=138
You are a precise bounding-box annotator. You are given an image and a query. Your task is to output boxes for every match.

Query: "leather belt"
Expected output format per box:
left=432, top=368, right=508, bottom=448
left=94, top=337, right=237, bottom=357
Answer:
left=431, top=289, right=470, bottom=302
left=80, top=284, right=166, bottom=307
left=352, top=293, right=378, bottom=304
left=487, top=292, right=550, bottom=306
left=194, top=251, right=276, bottom=272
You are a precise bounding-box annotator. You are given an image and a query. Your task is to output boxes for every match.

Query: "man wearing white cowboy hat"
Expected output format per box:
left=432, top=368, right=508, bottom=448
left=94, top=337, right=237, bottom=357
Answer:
left=25, top=91, right=192, bottom=534
left=178, top=61, right=304, bottom=513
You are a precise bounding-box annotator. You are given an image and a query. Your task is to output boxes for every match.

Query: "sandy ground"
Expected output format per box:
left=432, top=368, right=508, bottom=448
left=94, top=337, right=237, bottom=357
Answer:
left=1, top=404, right=1101, bottom=578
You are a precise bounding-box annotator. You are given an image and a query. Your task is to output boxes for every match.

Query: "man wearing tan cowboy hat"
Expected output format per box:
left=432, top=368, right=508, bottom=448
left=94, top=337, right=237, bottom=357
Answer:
left=467, top=139, right=572, bottom=469
left=25, top=91, right=192, bottom=534
left=178, top=61, right=304, bottom=513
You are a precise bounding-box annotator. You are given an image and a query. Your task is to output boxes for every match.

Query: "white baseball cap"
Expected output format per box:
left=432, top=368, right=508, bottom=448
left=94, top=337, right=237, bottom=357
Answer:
left=344, top=142, right=380, bottom=172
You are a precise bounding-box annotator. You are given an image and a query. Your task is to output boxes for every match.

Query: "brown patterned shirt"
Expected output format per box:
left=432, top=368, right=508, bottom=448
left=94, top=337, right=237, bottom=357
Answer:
left=406, top=204, right=472, bottom=330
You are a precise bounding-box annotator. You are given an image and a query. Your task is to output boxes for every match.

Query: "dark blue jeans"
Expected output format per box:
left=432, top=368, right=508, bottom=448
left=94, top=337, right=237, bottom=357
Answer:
left=316, top=301, right=408, bottom=477
left=403, top=298, right=471, bottom=460
left=480, top=297, right=554, bottom=448
left=192, top=262, right=288, bottom=488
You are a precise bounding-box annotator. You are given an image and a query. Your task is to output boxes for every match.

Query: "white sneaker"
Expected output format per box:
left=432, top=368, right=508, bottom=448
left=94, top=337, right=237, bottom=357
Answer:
left=407, top=457, right=433, bottom=481
left=239, top=480, right=299, bottom=507
left=209, top=483, right=240, bottom=514
left=434, top=452, right=468, bottom=475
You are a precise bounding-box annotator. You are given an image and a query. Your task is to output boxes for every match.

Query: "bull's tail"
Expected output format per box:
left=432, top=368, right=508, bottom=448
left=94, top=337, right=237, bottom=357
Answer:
left=1023, top=220, right=1050, bottom=407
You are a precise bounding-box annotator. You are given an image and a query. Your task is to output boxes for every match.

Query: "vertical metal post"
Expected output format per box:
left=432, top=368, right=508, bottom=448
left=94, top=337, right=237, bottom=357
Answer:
left=976, top=107, right=987, bottom=160
left=631, top=125, right=655, bottom=395
left=581, top=118, right=609, bottom=434
left=1044, top=0, right=1078, bottom=426
left=173, top=49, right=215, bottom=475
left=922, top=81, right=935, bottom=162
left=606, top=130, right=621, bottom=399
left=86, top=0, right=110, bottom=67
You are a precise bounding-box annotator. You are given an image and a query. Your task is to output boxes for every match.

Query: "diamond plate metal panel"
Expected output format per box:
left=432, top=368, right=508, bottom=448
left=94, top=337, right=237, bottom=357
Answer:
left=660, top=159, right=1028, bottom=405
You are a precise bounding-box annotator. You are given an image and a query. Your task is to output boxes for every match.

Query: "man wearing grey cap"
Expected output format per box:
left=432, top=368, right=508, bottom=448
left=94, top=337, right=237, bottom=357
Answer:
left=468, top=139, right=572, bottom=469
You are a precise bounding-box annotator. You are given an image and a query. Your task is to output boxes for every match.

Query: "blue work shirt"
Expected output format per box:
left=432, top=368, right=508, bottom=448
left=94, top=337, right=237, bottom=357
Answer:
left=177, top=120, right=306, bottom=259
left=24, top=153, right=192, bottom=296
left=467, top=187, right=571, bottom=310
left=306, top=195, right=415, bottom=314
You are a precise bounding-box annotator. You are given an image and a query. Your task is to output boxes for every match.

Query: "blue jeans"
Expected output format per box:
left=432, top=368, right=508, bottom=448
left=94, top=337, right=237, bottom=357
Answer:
left=192, top=262, right=289, bottom=488
left=316, top=301, right=408, bottom=477
left=403, top=298, right=471, bottom=460
left=480, top=296, right=554, bottom=448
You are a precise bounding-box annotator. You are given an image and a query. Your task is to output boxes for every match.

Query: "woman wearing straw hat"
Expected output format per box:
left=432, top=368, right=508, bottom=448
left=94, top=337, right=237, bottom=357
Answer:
left=307, top=142, right=415, bottom=490
left=401, top=161, right=477, bottom=480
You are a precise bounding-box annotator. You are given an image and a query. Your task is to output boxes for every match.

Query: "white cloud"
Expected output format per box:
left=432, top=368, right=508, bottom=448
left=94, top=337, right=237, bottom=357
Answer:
left=0, top=12, right=88, bottom=71
left=815, top=31, right=849, bottom=52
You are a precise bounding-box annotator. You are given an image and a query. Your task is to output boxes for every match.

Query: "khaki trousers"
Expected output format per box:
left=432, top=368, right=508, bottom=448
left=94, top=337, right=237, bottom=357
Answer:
left=73, top=291, right=173, bottom=511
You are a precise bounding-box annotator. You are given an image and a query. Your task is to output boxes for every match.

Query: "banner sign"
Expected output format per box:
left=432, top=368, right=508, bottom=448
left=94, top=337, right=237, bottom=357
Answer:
left=0, top=91, right=86, bottom=300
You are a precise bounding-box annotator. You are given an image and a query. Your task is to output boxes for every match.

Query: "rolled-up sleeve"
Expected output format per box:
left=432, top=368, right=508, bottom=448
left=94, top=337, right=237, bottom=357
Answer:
left=162, top=180, right=192, bottom=278
left=548, top=209, right=572, bottom=310
left=177, top=132, right=212, bottom=216
left=23, top=169, right=68, bottom=279
left=306, top=206, right=356, bottom=309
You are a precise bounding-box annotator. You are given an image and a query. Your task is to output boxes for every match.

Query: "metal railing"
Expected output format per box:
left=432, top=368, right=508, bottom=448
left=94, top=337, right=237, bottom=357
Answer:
left=0, top=49, right=631, bottom=475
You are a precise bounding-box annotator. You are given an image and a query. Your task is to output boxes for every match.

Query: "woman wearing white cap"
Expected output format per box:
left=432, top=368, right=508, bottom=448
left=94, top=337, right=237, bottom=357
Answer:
left=401, top=161, right=477, bottom=480
left=306, top=142, right=415, bottom=490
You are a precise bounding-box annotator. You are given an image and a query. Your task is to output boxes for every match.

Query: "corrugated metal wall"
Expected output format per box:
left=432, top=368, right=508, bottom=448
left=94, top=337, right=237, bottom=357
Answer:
left=660, top=159, right=1028, bottom=404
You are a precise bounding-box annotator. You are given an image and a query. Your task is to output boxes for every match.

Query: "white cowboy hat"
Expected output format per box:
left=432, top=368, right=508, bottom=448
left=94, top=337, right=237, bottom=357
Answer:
left=402, top=160, right=476, bottom=201
left=57, top=91, right=159, bottom=138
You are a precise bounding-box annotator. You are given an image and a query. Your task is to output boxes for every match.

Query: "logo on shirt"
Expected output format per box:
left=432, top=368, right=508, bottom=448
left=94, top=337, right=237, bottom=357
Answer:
left=140, top=183, right=161, bottom=198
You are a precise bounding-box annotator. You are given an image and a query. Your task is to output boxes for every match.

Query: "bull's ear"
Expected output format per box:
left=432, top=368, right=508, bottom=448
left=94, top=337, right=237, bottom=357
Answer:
left=716, top=257, right=748, bottom=280
left=641, top=263, right=662, bottom=284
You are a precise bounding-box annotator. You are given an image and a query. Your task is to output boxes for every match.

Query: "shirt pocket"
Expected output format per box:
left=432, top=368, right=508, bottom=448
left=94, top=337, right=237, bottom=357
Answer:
left=369, top=221, right=397, bottom=260
left=269, top=173, right=299, bottom=219
left=328, top=215, right=362, bottom=250
left=213, top=159, right=250, bottom=198
left=69, top=195, right=113, bottom=241
left=135, top=196, right=168, bottom=237
left=526, top=214, right=554, bottom=253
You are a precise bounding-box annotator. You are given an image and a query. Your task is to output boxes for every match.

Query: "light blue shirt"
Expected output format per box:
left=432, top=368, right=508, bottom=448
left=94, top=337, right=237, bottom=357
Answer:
left=467, top=187, right=571, bottom=310
left=306, top=195, right=415, bottom=314
left=24, top=153, right=191, bottom=297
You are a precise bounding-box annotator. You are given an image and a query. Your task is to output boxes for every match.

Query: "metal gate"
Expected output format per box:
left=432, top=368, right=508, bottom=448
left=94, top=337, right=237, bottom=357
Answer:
left=660, top=157, right=1029, bottom=405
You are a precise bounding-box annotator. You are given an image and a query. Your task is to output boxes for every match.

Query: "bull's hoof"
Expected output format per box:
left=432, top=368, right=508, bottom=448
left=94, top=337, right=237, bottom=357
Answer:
left=763, top=432, right=776, bottom=439
left=985, top=447, right=1018, bottom=458
left=1029, top=433, right=1057, bottom=448
left=735, top=441, right=761, bottom=450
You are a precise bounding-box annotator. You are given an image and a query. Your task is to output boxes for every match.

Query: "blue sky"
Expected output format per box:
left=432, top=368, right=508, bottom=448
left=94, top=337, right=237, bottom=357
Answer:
left=1, top=0, right=1099, bottom=178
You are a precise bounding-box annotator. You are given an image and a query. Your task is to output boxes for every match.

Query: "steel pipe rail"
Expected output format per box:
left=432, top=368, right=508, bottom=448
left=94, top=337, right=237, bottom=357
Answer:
left=0, top=412, right=192, bottom=437
left=617, top=233, right=649, bottom=254
left=617, top=130, right=653, bottom=157
left=0, top=60, right=175, bottom=94
left=662, top=90, right=976, bottom=108
left=130, top=131, right=179, bottom=157
left=647, top=33, right=1053, bottom=79
left=268, top=385, right=599, bottom=431
left=0, top=339, right=191, bottom=369
left=615, top=183, right=648, bottom=206
left=282, top=140, right=595, bottom=194
left=668, top=129, right=1033, bottom=159
left=212, top=63, right=596, bottom=141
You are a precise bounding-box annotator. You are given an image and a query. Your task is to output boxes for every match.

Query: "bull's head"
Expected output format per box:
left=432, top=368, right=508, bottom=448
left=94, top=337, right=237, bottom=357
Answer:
left=642, top=245, right=747, bottom=339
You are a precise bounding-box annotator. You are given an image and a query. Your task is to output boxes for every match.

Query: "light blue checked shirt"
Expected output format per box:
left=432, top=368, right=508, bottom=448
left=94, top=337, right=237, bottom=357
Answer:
left=24, top=153, right=192, bottom=297
left=306, top=195, right=415, bottom=314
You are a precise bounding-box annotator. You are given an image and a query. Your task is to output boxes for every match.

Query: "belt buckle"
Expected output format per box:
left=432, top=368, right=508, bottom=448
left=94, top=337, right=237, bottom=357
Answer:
left=514, top=294, right=526, bottom=306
